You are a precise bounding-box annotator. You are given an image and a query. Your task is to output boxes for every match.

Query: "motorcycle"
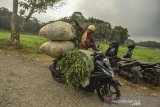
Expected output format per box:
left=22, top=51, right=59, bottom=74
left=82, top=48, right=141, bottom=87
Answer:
left=123, top=41, right=160, bottom=86
left=105, top=41, right=142, bottom=83
left=49, top=51, right=121, bottom=102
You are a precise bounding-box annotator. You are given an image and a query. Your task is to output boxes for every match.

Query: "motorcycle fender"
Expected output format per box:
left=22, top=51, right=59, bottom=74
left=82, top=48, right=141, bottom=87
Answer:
left=109, top=79, right=122, bottom=87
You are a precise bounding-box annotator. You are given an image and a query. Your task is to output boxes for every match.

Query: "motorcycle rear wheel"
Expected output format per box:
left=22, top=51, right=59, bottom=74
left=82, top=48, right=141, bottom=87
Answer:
left=49, top=64, right=65, bottom=83
left=143, top=68, right=160, bottom=86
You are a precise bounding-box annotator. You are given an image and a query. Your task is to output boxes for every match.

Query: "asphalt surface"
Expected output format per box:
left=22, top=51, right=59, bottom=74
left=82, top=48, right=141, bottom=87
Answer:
left=0, top=52, right=160, bottom=107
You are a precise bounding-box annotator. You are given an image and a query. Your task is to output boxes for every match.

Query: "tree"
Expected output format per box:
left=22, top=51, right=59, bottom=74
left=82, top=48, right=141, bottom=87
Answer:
left=11, top=0, right=19, bottom=45
left=56, top=11, right=130, bottom=43
left=0, top=7, right=12, bottom=30
left=23, top=17, right=42, bottom=34
left=11, top=0, right=65, bottom=45
left=112, top=26, right=130, bottom=43
left=0, top=7, right=43, bottom=34
left=136, top=41, right=160, bottom=49
left=70, top=11, right=86, bottom=24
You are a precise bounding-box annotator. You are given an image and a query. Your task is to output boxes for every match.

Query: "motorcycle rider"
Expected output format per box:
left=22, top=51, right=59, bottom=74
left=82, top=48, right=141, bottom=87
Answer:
left=73, top=20, right=99, bottom=51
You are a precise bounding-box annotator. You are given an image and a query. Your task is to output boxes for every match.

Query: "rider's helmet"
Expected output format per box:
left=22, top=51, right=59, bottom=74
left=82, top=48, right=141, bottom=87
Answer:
left=87, top=25, right=96, bottom=32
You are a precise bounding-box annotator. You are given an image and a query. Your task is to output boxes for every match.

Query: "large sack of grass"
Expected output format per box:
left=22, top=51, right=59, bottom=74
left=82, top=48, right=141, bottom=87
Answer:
left=58, top=50, right=94, bottom=88
left=40, top=41, right=75, bottom=58
left=39, top=21, right=75, bottom=40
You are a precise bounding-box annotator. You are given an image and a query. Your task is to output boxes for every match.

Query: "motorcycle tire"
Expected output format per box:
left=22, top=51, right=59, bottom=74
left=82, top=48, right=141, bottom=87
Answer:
left=49, top=64, right=65, bottom=83
left=151, top=69, right=160, bottom=86
left=143, top=68, right=160, bottom=86
left=96, top=81, right=121, bottom=102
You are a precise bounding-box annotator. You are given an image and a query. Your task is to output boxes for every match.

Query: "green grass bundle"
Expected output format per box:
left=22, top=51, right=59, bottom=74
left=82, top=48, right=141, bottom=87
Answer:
left=58, top=50, right=94, bottom=89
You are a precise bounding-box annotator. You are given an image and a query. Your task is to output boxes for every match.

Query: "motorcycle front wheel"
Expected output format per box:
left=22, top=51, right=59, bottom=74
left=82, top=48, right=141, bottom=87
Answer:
left=96, top=81, right=121, bottom=102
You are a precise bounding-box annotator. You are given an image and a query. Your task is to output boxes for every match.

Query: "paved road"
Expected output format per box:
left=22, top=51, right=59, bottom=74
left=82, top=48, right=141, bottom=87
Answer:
left=0, top=53, right=160, bottom=107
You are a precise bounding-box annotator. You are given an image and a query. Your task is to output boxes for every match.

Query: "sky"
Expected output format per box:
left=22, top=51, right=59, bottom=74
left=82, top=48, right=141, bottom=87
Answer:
left=0, top=0, right=160, bottom=42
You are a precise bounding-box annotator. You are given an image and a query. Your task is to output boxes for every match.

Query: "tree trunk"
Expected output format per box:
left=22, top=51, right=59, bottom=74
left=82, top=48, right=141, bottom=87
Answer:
left=11, top=0, right=20, bottom=45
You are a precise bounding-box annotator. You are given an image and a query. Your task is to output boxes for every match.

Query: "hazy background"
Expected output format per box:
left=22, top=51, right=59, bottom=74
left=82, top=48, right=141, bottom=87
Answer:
left=0, top=0, right=160, bottom=42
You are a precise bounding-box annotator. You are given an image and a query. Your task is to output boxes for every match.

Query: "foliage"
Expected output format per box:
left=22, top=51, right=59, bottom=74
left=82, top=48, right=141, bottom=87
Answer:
left=111, top=26, right=130, bottom=43
left=0, top=7, right=12, bottom=30
left=23, top=17, right=42, bottom=34
left=136, top=41, right=160, bottom=49
left=18, top=0, right=65, bottom=24
left=1, top=7, right=130, bottom=43
left=59, top=11, right=130, bottom=44
left=0, top=7, right=43, bottom=34
left=58, top=50, right=91, bottom=89
left=19, top=0, right=65, bottom=15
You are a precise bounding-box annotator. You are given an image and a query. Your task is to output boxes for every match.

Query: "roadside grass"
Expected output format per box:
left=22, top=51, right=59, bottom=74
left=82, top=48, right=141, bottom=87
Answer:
left=0, top=30, right=160, bottom=62
left=0, top=30, right=53, bottom=64
left=0, top=31, right=48, bottom=53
